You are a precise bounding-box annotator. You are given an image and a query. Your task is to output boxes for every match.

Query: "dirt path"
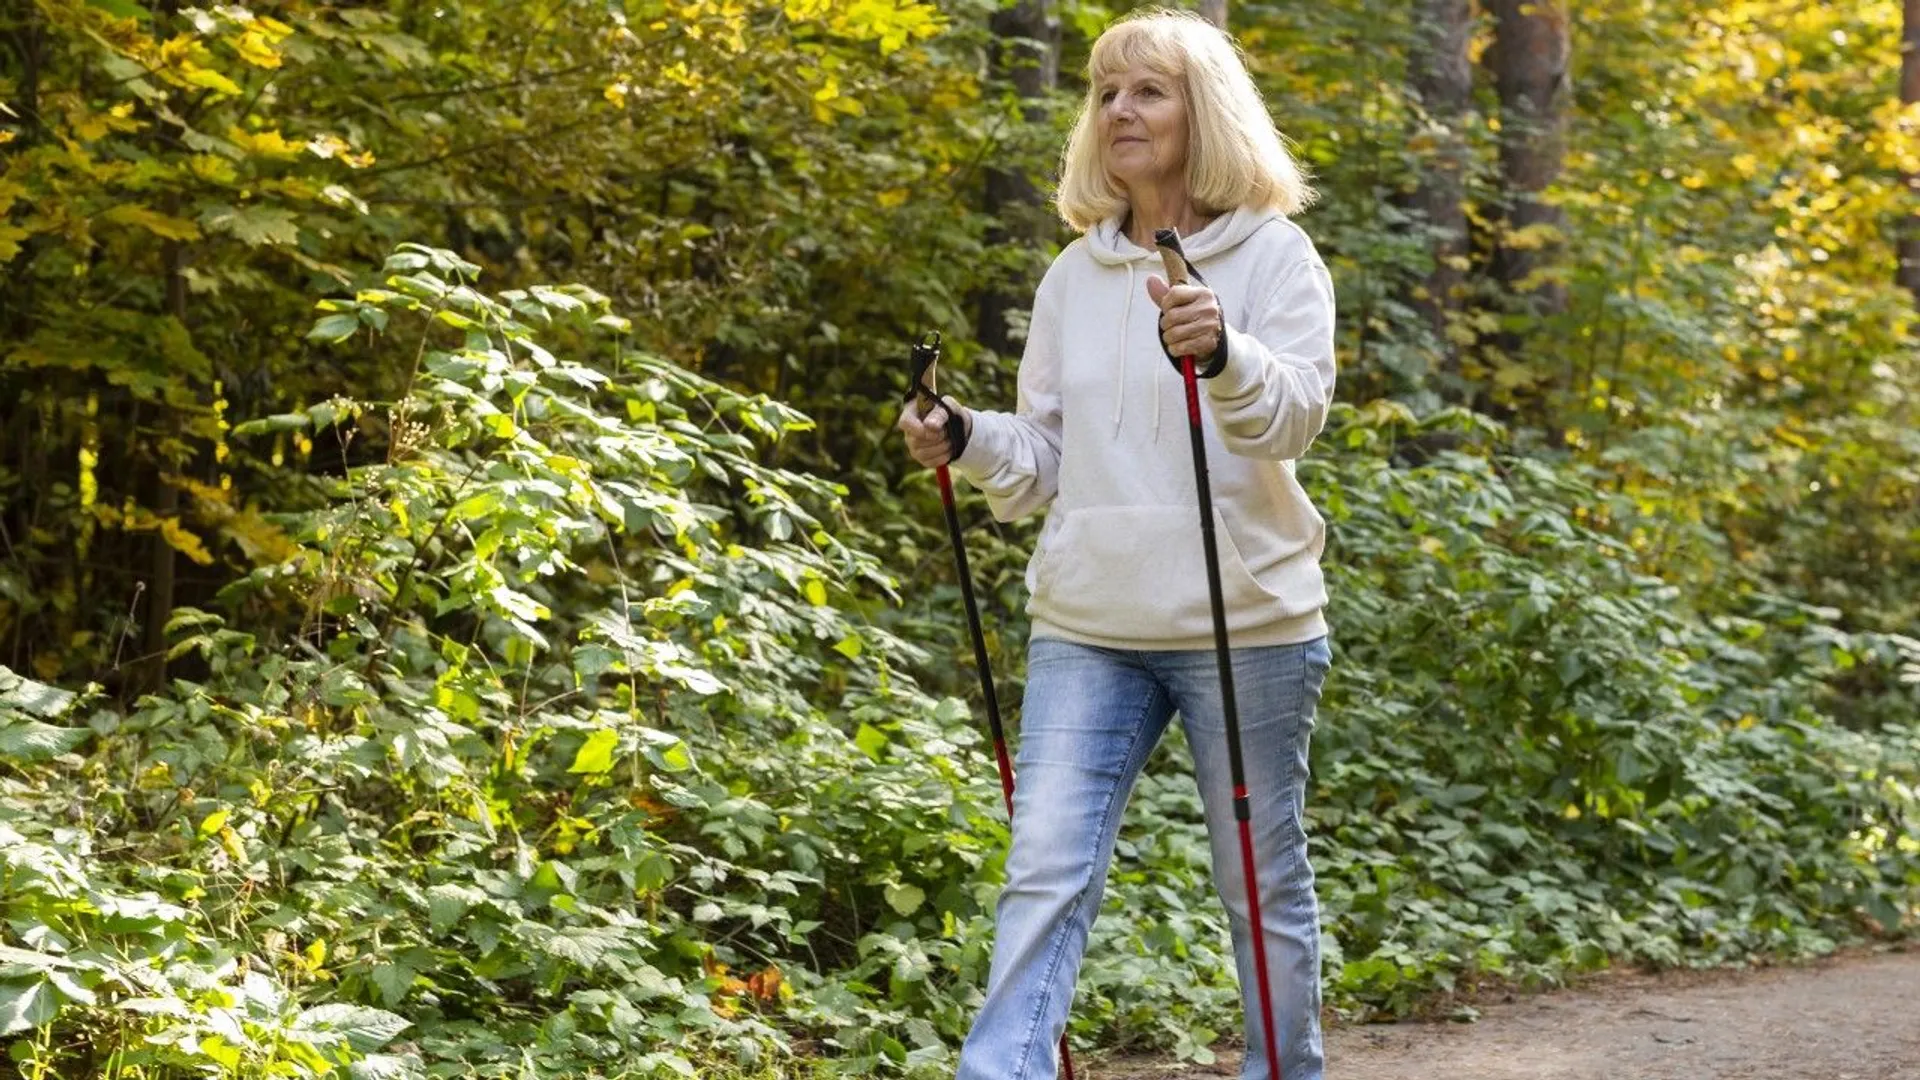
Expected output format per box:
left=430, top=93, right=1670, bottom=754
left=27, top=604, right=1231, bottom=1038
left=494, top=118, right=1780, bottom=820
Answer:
left=1098, top=946, right=1920, bottom=1079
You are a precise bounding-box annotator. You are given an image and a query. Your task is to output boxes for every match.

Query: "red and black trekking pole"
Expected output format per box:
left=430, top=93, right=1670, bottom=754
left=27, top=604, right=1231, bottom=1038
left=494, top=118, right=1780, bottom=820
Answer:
left=1154, top=230, right=1285, bottom=1080
left=905, top=332, right=1075, bottom=1079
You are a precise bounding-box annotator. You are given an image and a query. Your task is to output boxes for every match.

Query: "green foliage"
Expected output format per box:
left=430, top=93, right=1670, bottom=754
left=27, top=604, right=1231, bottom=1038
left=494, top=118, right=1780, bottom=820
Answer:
left=0, top=249, right=1009, bottom=1077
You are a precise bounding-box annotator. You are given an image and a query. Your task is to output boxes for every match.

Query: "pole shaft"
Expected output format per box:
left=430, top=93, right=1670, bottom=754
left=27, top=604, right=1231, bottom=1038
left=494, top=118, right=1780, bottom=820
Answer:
left=937, top=462, right=1074, bottom=1079
left=1182, top=357, right=1283, bottom=1080
left=939, top=465, right=1016, bottom=816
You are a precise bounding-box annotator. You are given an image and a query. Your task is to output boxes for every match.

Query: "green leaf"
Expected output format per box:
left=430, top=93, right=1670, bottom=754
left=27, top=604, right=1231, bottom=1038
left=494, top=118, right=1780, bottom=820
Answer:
left=370, top=963, right=413, bottom=1007
left=350, top=1055, right=416, bottom=1080
left=0, top=667, right=76, bottom=718
left=0, top=721, right=89, bottom=762
left=424, top=884, right=481, bottom=935
left=231, top=412, right=312, bottom=437
left=854, top=723, right=888, bottom=761
left=291, top=1004, right=410, bottom=1053
left=569, top=728, right=619, bottom=774
left=573, top=643, right=619, bottom=679
left=832, top=634, right=863, bottom=659
left=0, top=980, right=58, bottom=1036
left=308, top=313, right=361, bottom=343
left=451, top=492, right=500, bottom=521
left=884, top=884, right=925, bottom=916
left=201, top=204, right=301, bottom=246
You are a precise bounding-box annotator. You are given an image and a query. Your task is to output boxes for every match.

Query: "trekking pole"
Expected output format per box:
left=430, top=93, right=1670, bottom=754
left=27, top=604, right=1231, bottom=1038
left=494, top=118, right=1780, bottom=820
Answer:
left=905, top=332, right=1075, bottom=1080
left=1153, top=230, right=1285, bottom=1080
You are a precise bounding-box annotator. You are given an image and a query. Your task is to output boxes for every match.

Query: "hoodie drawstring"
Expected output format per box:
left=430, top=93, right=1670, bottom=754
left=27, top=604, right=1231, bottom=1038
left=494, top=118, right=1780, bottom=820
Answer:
left=1113, top=261, right=1133, bottom=437
left=1112, top=255, right=1173, bottom=444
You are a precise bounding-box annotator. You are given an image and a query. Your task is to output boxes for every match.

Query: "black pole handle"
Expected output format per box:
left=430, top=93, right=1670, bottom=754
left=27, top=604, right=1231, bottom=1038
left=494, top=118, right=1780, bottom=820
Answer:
left=907, top=330, right=968, bottom=461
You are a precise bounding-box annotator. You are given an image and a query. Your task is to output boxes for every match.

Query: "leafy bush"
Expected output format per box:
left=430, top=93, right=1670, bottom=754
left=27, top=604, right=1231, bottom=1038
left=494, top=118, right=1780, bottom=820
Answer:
left=0, top=247, right=1006, bottom=1078
left=3, top=253, right=1915, bottom=1080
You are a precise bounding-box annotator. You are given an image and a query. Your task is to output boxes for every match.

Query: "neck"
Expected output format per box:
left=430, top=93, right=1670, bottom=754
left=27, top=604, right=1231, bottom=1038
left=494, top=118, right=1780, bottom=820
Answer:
left=1124, top=183, right=1210, bottom=248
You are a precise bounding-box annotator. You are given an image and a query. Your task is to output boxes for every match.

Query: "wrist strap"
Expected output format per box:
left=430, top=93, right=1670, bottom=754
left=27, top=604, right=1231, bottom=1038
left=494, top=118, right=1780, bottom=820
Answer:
left=906, top=332, right=969, bottom=460
left=1153, top=230, right=1230, bottom=379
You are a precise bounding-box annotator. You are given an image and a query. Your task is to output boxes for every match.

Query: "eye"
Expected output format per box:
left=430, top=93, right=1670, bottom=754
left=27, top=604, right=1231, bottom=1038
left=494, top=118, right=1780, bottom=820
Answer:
left=1139, top=84, right=1163, bottom=99
left=1099, top=88, right=1117, bottom=104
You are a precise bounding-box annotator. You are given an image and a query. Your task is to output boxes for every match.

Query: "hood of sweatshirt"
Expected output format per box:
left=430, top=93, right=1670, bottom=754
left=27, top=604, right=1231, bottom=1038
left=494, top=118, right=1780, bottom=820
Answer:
left=1083, top=204, right=1285, bottom=268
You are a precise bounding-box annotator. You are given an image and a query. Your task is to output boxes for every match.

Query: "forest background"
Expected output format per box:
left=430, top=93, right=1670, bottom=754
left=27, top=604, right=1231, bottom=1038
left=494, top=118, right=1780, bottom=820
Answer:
left=1, top=0, right=1918, bottom=1076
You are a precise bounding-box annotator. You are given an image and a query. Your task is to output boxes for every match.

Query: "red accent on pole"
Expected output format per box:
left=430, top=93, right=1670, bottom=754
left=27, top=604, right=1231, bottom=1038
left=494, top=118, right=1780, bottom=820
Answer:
left=1237, top=814, right=1282, bottom=1080
left=1184, top=357, right=1202, bottom=424
left=993, top=742, right=1018, bottom=817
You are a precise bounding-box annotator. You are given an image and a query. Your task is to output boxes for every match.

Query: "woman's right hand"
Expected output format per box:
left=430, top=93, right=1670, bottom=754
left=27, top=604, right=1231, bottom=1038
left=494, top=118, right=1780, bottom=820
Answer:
left=897, top=396, right=972, bottom=468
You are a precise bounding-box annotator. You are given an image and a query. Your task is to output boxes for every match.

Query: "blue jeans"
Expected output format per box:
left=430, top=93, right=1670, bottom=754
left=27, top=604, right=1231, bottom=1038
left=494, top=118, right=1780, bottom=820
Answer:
left=955, top=635, right=1333, bottom=1080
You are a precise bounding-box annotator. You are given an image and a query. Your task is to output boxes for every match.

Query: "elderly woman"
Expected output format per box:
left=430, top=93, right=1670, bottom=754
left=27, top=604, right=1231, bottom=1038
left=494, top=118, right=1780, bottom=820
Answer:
left=900, top=10, right=1337, bottom=1080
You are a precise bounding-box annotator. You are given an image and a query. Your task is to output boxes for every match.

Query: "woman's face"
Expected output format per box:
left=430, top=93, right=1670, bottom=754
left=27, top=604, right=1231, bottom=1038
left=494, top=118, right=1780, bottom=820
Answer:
left=1097, top=62, right=1189, bottom=192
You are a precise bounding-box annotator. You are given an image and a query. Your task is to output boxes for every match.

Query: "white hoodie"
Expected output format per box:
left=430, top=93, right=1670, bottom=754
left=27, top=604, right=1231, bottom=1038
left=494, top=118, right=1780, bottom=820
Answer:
left=953, top=205, right=1337, bottom=650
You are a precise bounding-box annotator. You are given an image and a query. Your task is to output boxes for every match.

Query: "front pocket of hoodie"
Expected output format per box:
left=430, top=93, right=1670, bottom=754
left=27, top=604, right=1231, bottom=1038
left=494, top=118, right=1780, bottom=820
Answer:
left=1031, top=505, right=1315, bottom=640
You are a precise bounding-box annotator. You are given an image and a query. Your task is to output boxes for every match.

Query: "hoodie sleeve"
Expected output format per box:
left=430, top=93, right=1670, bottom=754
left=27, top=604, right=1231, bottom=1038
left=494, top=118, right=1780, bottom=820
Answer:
left=950, top=266, right=1063, bottom=522
left=1205, top=258, right=1338, bottom=461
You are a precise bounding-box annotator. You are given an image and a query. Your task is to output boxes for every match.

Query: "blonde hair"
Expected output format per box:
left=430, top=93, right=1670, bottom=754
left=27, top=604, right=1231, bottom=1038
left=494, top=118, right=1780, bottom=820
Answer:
left=1054, top=8, right=1315, bottom=232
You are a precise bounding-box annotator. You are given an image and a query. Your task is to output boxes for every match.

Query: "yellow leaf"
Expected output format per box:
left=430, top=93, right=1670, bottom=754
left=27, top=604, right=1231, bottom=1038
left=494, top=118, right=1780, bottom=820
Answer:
left=876, top=188, right=909, bottom=208
left=0, top=223, right=27, bottom=261
left=100, top=204, right=203, bottom=241
left=228, top=126, right=302, bottom=158
left=231, top=27, right=283, bottom=69
left=804, top=578, right=828, bottom=606
left=189, top=154, right=239, bottom=184
left=604, top=82, right=629, bottom=109
left=181, top=63, right=242, bottom=96
left=0, top=130, right=14, bottom=145
left=158, top=516, right=215, bottom=566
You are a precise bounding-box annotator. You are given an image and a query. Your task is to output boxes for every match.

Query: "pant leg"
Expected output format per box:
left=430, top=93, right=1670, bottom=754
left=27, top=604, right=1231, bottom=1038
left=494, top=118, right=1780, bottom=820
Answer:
left=956, top=638, right=1175, bottom=1080
left=1157, top=636, right=1333, bottom=1080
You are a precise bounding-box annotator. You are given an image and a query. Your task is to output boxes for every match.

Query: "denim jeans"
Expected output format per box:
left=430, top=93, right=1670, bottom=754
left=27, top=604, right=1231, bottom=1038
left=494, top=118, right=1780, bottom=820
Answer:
left=955, top=635, right=1333, bottom=1080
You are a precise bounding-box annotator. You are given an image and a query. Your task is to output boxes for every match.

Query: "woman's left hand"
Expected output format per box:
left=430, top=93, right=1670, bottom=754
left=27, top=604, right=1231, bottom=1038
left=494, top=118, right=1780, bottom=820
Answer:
left=1146, top=276, right=1224, bottom=360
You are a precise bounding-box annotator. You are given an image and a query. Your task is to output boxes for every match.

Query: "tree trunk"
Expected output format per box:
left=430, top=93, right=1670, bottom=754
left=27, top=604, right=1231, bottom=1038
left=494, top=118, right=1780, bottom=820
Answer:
left=977, top=1, right=1060, bottom=356
left=1199, top=0, right=1227, bottom=29
left=1404, top=0, right=1474, bottom=385
left=1898, top=0, right=1920, bottom=306
left=1486, top=0, right=1569, bottom=317
left=142, top=0, right=187, bottom=689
